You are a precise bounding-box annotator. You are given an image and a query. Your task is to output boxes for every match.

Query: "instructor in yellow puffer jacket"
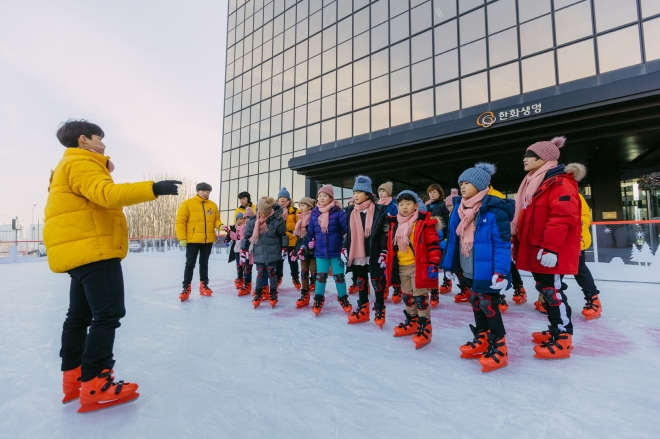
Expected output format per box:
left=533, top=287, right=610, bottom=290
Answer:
left=44, top=119, right=180, bottom=413
left=176, top=182, right=223, bottom=301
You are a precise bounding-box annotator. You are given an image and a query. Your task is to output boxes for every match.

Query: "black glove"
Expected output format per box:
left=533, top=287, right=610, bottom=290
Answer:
left=153, top=180, right=182, bottom=196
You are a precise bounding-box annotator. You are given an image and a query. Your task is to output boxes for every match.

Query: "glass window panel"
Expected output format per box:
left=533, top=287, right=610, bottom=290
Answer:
left=411, top=2, right=433, bottom=34
left=595, top=0, right=639, bottom=32
left=274, top=13, right=284, bottom=35
left=391, top=0, right=408, bottom=17
left=460, top=38, right=487, bottom=74
left=336, top=114, right=352, bottom=140
left=310, top=0, right=323, bottom=14
left=354, top=57, right=370, bottom=84
left=282, top=109, right=294, bottom=132
left=520, top=15, right=553, bottom=57
left=308, top=99, right=322, bottom=124
left=271, top=113, right=282, bottom=135
left=354, top=8, right=370, bottom=35
left=240, top=126, right=250, bottom=145
left=232, top=130, right=241, bottom=148
left=322, top=94, right=336, bottom=119
left=324, top=2, right=337, bottom=28
left=308, top=77, right=322, bottom=101
left=372, top=22, right=389, bottom=52
left=295, top=83, right=307, bottom=107
left=309, top=54, right=322, bottom=78
left=522, top=51, right=556, bottom=92
left=412, top=89, right=434, bottom=121
left=270, top=170, right=281, bottom=194
left=555, top=1, right=593, bottom=45
left=434, top=49, right=458, bottom=83
left=309, top=34, right=322, bottom=57
left=224, top=115, right=233, bottom=134
left=353, top=108, right=370, bottom=136
left=354, top=82, right=370, bottom=109
left=459, top=0, right=483, bottom=14
left=296, top=61, right=308, bottom=84
left=598, top=25, right=641, bottom=73
left=337, top=65, right=353, bottom=90
left=642, top=0, right=660, bottom=17
left=310, top=10, right=323, bottom=35
left=645, top=18, right=660, bottom=61
left=354, top=31, right=370, bottom=59
left=337, top=88, right=352, bottom=113
left=338, top=40, right=353, bottom=66
left=294, top=128, right=306, bottom=151
left=322, top=71, right=337, bottom=96
left=258, top=171, right=269, bottom=196
left=391, top=12, right=410, bottom=43
left=259, top=139, right=270, bottom=160
left=487, top=0, right=516, bottom=34
left=435, top=81, right=460, bottom=115
left=283, top=89, right=294, bottom=112
left=371, top=74, right=389, bottom=103
left=284, top=47, right=296, bottom=70
left=241, top=108, right=251, bottom=127
left=273, top=53, right=284, bottom=74
left=248, top=175, right=258, bottom=202
left=285, top=7, right=296, bottom=30
left=489, top=61, right=520, bottom=101
left=264, top=20, right=274, bottom=41
left=411, top=30, right=433, bottom=63
left=251, top=104, right=260, bottom=124
left=372, top=49, right=389, bottom=78
left=371, top=0, right=389, bottom=26
left=307, top=123, right=321, bottom=147
left=262, top=98, right=272, bottom=120
left=434, top=19, right=457, bottom=54
left=273, top=33, right=285, bottom=55
left=272, top=94, right=283, bottom=115
left=391, top=95, right=411, bottom=126
left=322, top=118, right=336, bottom=143
left=295, top=105, right=307, bottom=128
left=323, top=25, right=337, bottom=50
left=391, top=67, right=411, bottom=97
left=433, top=0, right=457, bottom=23
left=260, top=119, right=271, bottom=139
left=558, top=39, right=595, bottom=83
left=411, top=59, right=433, bottom=90
left=391, top=40, right=410, bottom=71
left=280, top=133, right=292, bottom=154
left=489, top=27, right=518, bottom=66
left=554, top=0, right=581, bottom=8
left=371, top=101, right=390, bottom=131
left=323, top=48, right=337, bottom=72
left=296, top=41, right=308, bottom=64
left=338, top=17, right=352, bottom=43
left=250, top=123, right=260, bottom=143
left=461, top=72, right=488, bottom=107
left=460, top=7, right=486, bottom=45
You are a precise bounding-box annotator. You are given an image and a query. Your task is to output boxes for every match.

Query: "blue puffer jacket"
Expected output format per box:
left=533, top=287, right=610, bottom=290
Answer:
left=383, top=199, right=398, bottom=216
left=441, top=194, right=515, bottom=294
left=302, top=203, right=347, bottom=259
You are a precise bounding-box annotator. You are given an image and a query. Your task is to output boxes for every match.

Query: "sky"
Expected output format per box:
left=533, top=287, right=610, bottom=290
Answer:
left=0, top=0, right=228, bottom=229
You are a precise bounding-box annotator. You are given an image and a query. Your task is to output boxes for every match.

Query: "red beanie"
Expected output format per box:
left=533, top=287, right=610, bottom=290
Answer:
left=317, top=184, right=334, bottom=199
left=526, top=136, right=566, bottom=162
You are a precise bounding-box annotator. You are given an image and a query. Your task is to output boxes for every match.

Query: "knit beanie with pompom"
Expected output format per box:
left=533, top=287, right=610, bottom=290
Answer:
left=257, top=196, right=276, bottom=215
left=526, top=136, right=566, bottom=162
left=458, top=163, right=497, bottom=191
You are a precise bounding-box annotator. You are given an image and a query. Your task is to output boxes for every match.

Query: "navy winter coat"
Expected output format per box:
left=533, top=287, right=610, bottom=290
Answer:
left=382, top=199, right=398, bottom=216
left=302, top=204, right=347, bottom=259
left=441, top=194, right=515, bottom=294
left=343, top=203, right=388, bottom=277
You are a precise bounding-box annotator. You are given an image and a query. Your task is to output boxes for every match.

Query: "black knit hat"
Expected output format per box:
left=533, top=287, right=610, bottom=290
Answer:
left=196, top=182, right=212, bottom=191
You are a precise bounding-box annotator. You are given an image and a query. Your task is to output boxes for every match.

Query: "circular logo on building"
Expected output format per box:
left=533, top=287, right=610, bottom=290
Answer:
left=476, top=111, right=496, bottom=128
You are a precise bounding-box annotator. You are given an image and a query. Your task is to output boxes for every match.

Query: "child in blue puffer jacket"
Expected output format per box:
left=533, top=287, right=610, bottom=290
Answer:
left=298, top=184, right=351, bottom=316
left=442, top=163, right=514, bottom=373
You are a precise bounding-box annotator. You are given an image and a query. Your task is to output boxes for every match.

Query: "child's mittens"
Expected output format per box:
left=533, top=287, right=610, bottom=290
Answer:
left=490, top=273, right=507, bottom=291
left=427, top=265, right=439, bottom=280
left=297, top=247, right=306, bottom=261
left=223, top=225, right=230, bottom=233
left=179, top=240, right=187, bottom=248
left=308, top=239, right=315, bottom=249
left=341, top=248, right=348, bottom=264
left=378, top=250, right=387, bottom=269
left=229, top=231, right=239, bottom=240
left=537, top=249, right=558, bottom=268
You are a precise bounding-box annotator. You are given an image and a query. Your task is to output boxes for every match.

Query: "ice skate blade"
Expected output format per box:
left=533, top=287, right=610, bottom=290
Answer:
left=347, top=318, right=370, bottom=325
left=77, top=392, right=139, bottom=414
left=62, top=395, right=79, bottom=404
left=179, top=294, right=190, bottom=302
left=481, top=364, right=507, bottom=373
left=375, top=321, right=384, bottom=330
left=415, top=341, right=431, bottom=350
left=253, top=301, right=261, bottom=309
left=534, top=353, right=571, bottom=359
left=269, top=301, right=277, bottom=308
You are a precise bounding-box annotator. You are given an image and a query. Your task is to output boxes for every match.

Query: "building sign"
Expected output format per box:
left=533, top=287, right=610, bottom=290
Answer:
left=477, top=103, right=543, bottom=128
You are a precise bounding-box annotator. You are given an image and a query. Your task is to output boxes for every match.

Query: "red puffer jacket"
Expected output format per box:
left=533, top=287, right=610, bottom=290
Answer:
left=385, top=210, right=442, bottom=289
left=514, top=163, right=585, bottom=275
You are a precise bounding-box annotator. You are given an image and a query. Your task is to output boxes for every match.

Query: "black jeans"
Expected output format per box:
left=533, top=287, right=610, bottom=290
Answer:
left=352, top=264, right=386, bottom=305
left=574, top=251, right=600, bottom=300
left=464, top=278, right=506, bottom=338
left=532, top=272, right=573, bottom=335
left=183, top=243, right=213, bottom=287
left=276, top=246, right=300, bottom=279
left=510, top=260, right=523, bottom=287
left=256, top=262, right=278, bottom=292
left=61, top=258, right=126, bottom=382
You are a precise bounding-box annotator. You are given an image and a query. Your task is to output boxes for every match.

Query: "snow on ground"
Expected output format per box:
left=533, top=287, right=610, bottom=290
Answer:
left=1, top=253, right=659, bottom=439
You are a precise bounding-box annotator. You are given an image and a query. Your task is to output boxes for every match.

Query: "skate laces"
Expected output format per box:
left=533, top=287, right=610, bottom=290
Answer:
left=373, top=305, right=385, bottom=319
left=483, top=339, right=505, bottom=362
left=351, top=302, right=367, bottom=318
left=416, top=322, right=430, bottom=339
left=98, top=370, right=126, bottom=395
left=338, top=296, right=350, bottom=307
left=543, top=333, right=569, bottom=353
left=313, top=296, right=324, bottom=308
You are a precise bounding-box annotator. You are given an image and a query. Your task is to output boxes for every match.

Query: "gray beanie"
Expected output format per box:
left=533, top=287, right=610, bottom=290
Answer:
left=353, top=175, right=373, bottom=194
left=458, top=163, right=496, bottom=191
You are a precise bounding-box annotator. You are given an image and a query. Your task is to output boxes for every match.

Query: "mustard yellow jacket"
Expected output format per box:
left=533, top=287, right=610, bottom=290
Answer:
left=580, top=194, right=592, bottom=250
left=176, top=196, right=222, bottom=244
left=284, top=204, right=299, bottom=247
left=44, top=148, right=157, bottom=273
left=233, top=203, right=255, bottom=222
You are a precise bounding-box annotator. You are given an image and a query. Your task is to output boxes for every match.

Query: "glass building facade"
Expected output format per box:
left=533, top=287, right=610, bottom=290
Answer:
left=221, top=0, right=660, bottom=225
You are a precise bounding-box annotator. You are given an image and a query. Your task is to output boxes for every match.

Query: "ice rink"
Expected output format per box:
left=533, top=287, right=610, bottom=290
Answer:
left=1, top=252, right=658, bottom=439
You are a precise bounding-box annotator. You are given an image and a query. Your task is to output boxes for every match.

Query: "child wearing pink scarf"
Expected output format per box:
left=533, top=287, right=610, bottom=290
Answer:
left=292, top=197, right=317, bottom=308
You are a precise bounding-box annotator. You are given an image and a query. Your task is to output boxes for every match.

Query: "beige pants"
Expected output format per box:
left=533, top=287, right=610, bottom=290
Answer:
left=399, top=264, right=430, bottom=319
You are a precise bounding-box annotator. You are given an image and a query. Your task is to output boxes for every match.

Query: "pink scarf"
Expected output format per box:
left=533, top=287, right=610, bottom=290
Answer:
left=280, top=200, right=290, bottom=222
left=456, top=188, right=489, bottom=257
left=377, top=197, right=392, bottom=207
left=318, top=200, right=343, bottom=233
left=348, top=200, right=375, bottom=266
left=293, top=210, right=312, bottom=238
left=511, top=161, right=558, bottom=235
left=395, top=211, right=418, bottom=253
left=250, top=210, right=274, bottom=244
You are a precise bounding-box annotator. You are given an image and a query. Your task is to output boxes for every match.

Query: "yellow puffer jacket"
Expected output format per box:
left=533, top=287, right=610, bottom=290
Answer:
left=488, top=186, right=505, bottom=199
left=176, top=196, right=222, bottom=244
left=234, top=203, right=255, bottom=222
left=284, top=204, right=298, bottom=247
left=580, top=194, right=592, bottom=250
left=44, top=148, right=157, bottom=273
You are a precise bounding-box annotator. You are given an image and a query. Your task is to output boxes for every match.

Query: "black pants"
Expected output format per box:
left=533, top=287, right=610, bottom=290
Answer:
left=61, top=258, right=126, bottom=382
left=236, top=258, right=243, bottom=280
left=574, top=251, right=599, bottom=300
left=510, top=260, right=523, bottom=287
left=465, top=278, right=506, bottom=338
left=256, top=262, right=278, bottom=292
left=183, top=243, right=213, bottom=287
left=276, top=246, right=300, bottom=279
left=353, top=264, right=386, bottom=305
left=532, top=272, right=573, bottom=335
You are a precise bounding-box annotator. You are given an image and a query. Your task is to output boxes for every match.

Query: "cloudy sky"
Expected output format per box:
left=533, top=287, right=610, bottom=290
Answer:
left=0, top=0, right=228, bottom=228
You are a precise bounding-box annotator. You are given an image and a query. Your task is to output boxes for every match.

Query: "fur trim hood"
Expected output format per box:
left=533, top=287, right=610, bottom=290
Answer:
left=565, top=163, right=587, bottom=182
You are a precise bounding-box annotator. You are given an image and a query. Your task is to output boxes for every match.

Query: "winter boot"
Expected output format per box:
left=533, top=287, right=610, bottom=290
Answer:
left=430, top=289, right=440, bottom=308
left=439, top=277, right=453, bottom=294
left=582, top=295, right=602, bottom=320
left=253, top=289, right=263, bottom=309
left=292, top=276, right=302, bottom=290
left=199, top=281, right=213, bottom=296
left=412, top=317, right=432, bottom=349
left=479, top=334, right=508, bottom=372
left=62, top=365, right=82, bottom=404
left=532, top=326, right=554, bottom=344
left=312, top=294, right=325, bottom=316
left=391, top=286, right=403, bottom=304
left=374, top=303, right=386, bottom=329
left=348, top=283, right=358, bottom=294
left=179, top=284, right=191, bottom=302
left=393, top=311, right=419, bottom=337
left=347, top=300, right=370, bottom=324
left=77, top=368, right=139, bottom=413
left=454, top=286, right=470, bottom=303
left=337, top=295, right=353, bottom=313
left=512, top=285, right=527, bottom=305
left=269, top=290, right=278, bottom=308
left=534, top=328, right=573, bottom=359
left=498, top=295, right=509, bottom=313
left=238, top=282, right=252, bottom=296
left=296, top=289, right=310, bottom=308
left=234, top=278, right=244, bottom=289
left=459, top=325, right=489, bottom=359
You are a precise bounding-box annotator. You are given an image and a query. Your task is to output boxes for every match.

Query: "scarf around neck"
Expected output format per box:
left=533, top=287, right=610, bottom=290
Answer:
left=318, top=200, right=343, bottom=233
left=348, top=200, right=375, bottom=266
left=280, top=200, right=290, bottom=221
left=377, top=197, right=392, bottom=207
left=456, top=188, right=489, bottom=257
left=395, top=211, right=418, bottom=253
left=250, top=210, right=274, bottom=244
left=293, top=210, right=312, bottom=238
left=511, top=161, right=558, bottom=235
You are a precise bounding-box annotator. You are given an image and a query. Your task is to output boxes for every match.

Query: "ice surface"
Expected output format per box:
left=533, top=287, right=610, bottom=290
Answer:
left=1, top=253, right=659, bottom=439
